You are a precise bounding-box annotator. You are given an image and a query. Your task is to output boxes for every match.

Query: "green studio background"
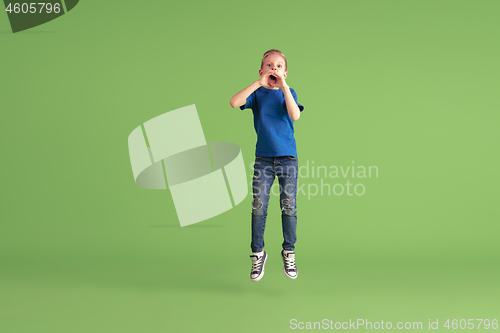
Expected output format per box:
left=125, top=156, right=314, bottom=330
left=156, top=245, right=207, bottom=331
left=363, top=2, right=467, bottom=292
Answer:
left=1, top=1, right=499, bottom=332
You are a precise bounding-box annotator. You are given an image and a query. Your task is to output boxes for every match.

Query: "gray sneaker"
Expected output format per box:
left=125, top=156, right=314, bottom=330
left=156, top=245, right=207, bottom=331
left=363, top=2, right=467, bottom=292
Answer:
left=250, top=251, right=267, bottom=281
left=281, top=250, right=298, bottom=279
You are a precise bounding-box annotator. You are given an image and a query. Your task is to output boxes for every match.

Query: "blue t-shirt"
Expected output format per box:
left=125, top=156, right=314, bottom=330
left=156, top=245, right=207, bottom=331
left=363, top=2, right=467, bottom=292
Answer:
left=240, top=87, right=304, bottom=157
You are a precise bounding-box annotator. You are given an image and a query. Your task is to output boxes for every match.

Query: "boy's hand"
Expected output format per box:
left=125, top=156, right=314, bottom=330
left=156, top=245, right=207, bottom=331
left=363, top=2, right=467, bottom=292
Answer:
left=258, top=69, right=288, bottom=89
left=272, top=70, right=288, bottom=89
left=258, top=69, right=274, bottom=88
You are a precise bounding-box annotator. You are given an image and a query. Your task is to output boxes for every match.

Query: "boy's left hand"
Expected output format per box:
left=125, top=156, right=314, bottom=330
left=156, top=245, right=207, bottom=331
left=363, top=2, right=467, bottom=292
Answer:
left=271, top=71, right=289, bottom=89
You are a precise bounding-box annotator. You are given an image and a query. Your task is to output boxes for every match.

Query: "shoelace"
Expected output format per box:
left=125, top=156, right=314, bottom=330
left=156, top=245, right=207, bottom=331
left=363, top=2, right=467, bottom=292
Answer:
left=251, top=255, right=263, bottom=272
left=283, top=253, right=296, bottom=271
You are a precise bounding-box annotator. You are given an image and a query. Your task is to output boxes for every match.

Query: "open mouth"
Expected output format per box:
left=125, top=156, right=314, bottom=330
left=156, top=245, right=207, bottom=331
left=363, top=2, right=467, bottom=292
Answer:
left=269, top=75, right=276, bottom=80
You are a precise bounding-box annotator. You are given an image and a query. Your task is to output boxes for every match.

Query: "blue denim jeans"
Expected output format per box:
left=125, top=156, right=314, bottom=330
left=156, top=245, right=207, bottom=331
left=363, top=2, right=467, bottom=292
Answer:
left=251, top=156, right=298, bottom=253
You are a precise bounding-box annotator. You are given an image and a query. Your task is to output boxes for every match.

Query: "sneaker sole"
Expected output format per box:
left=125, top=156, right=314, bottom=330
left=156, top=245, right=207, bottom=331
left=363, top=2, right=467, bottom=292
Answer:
left=281, top=254, right=298, bottom=279
left=251, top=252, right=267, bottom=282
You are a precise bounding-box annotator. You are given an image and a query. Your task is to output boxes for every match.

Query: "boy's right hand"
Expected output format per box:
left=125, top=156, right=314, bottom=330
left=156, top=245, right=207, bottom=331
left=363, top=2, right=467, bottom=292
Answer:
left=258, top=69, right=275, bottom=88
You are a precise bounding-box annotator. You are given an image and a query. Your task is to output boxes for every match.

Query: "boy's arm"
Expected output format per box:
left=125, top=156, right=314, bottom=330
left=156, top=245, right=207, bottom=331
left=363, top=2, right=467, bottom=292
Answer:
left=230, top=70, right=274, bottom=108
left=282, top=85, right=301, bottom=121
left=229, top=81, right=260, bottom=108
left=274, top=72, right=300, bottom=121
left=274, top=73, right=300, bottom=121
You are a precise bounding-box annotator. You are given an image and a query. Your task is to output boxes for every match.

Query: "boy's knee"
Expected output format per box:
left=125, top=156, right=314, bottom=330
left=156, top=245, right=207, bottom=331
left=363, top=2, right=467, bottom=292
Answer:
left=252, top=198, right=264, bottom=215
left=281, top=199, right=296, bottom=216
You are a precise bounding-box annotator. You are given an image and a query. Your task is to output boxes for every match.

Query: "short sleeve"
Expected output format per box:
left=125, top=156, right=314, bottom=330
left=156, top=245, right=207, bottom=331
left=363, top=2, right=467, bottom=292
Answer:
left=239, top=91, right=256, bottom=111
left=287, top=88, right=304, bottom=112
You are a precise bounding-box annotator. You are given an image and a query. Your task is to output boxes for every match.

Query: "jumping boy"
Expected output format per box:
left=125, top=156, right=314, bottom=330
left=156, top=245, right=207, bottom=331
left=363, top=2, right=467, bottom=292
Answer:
left=230, top=49, right=304, bottom=281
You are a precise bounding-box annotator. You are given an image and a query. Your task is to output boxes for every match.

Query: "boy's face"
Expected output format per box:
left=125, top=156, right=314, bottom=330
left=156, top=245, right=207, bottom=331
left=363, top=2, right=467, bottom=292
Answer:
left=259, top=53, right=287, bottom=87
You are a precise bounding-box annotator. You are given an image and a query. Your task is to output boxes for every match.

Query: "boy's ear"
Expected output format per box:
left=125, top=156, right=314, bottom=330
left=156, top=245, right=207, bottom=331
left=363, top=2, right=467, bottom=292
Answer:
left=258, top=69, right=264, bottom=76
left=284, top=71, right=288, bottom=79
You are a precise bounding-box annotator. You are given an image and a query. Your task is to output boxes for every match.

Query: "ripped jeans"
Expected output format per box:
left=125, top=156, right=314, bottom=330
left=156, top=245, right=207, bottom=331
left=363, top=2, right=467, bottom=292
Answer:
left=251, top=156, right=298, bottom=253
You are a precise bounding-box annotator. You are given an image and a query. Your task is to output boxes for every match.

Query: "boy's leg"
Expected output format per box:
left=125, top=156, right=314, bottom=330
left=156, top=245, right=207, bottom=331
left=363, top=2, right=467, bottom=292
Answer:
left=251, top=157, right=275, bottom=253
left=277, top=156, right=298, bottom=251
left=278, top=156, right=299, bottom=279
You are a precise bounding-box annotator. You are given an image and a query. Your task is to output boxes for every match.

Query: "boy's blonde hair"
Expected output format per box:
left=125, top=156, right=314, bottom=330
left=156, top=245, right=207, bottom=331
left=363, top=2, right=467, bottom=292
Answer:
left=261, top=49, right=287, bottom=70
